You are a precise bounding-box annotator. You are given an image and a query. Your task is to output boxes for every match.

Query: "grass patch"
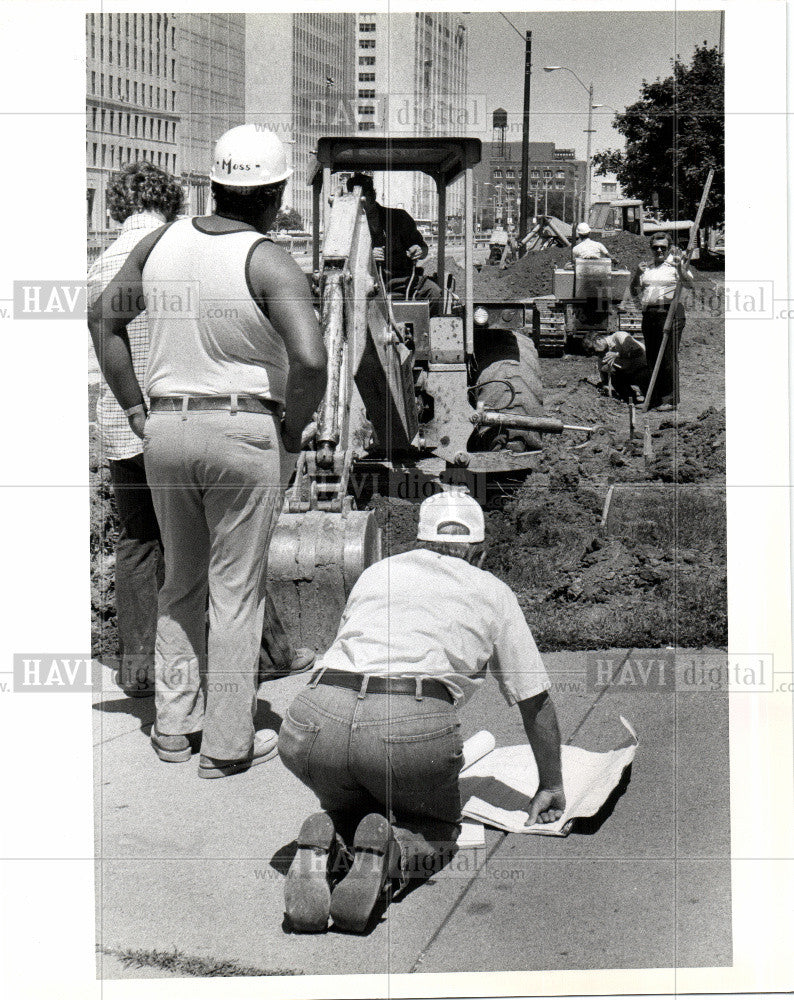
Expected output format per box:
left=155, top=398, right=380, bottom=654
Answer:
left=100, top=946, right=301, bottom=978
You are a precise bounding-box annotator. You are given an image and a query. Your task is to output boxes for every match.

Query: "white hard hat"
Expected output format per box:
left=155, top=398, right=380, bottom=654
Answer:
left=417, top=491, right=485, bottom=544
left=209, top=124, right=292, bottom=188
left=576, top=222, right=591, bottom=237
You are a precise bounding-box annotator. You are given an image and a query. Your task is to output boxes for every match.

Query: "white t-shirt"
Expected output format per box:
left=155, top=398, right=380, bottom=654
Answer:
left=638, top=255, right=693, bottom=307
left=572, top=238, right=610, bottom=260
left=317, top=549, right=551, bottom=707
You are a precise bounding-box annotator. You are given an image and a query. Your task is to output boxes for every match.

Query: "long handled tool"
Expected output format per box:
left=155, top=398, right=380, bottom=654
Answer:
left=643, top=168, right=714, bottom=412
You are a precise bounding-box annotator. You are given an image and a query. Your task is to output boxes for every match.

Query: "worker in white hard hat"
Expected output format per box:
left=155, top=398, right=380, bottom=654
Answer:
left=279, top=490, right=565, bottom=934
left=89, top=124, right=328, bottom=778
left=571, top=222, right=611, bottom=261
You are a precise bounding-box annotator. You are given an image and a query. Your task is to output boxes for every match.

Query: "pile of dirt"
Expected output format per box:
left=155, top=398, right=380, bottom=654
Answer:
left=370, top=481, right=725, bottom=652
left=471, top=231, right=654, bottom=301
left=647, top=405, right=726, bottom=482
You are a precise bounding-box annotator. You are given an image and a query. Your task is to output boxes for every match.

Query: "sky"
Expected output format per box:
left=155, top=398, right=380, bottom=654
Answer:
left=466, top=10, right=723, bottom=157
left=244, top=10, right=723, bottom=161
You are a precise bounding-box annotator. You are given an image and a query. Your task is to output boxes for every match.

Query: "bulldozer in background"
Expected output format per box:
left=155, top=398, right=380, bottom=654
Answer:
left=533, top=256, right=639, bottom=356
left=266, top=136, right=553, bottom=652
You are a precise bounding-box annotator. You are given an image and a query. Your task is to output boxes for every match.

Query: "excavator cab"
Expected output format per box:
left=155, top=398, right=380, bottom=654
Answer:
left=267, top=137, right=545, bottom=652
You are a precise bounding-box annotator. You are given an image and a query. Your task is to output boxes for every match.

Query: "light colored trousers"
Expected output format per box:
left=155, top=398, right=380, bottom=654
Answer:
left=143, top=408, right=292, bottom=760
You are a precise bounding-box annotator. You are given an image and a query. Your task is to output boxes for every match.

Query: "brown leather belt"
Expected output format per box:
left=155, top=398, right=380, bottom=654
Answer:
left=313, top=668, right=453, bottom=703
left=149, top=395, right=281, bottom=416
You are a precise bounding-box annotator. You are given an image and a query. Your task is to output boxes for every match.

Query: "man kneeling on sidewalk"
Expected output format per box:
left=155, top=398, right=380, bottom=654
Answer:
left=278, top=491, right=566, bottom=933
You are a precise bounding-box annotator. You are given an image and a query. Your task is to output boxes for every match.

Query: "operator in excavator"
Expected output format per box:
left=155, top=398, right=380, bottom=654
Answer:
left=346, top=172, right=442, bottom=316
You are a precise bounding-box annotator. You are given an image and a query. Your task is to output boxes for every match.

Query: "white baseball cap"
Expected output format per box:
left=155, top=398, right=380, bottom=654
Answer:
left=576, top=222, right=591, bottom=237
left=210, top=124, right=292, bottom=188
left=417, top=491, right=485, bottom=544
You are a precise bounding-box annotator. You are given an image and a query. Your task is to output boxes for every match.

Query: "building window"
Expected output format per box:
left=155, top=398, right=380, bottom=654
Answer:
left=543, top=169, right=552, bottom=177
left=358, top=89, right=375, bottom=98
left=358, top=121, right=376, bottom=131
left=556, top=170, right=566, bottom=178
left=556, top=181, right=565, bottom=190
left=358, top=105, right=375, bottom=115
left=493, top=169, right=502, bottom=178
left=360, top=22, right=376, bottom=32
left=359, top=56, right=375, bottom=66
left=359, top=73, right=375, bottom=82
left=505, top=169, right=515, bottom=178
left=358, top=39, right=375, bottom=48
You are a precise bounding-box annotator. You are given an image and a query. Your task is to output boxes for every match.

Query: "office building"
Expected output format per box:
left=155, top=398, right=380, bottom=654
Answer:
left=86, top=12, right=180, bottom=234
left=351, top=12, right=469, bottom=219
left=472, top=139, right=587, bottom=227
left=86, top=13, right=246, bottom=234
left=178, top=14, right=246, bottom=215
left=246, top=14, right=356, bottom=226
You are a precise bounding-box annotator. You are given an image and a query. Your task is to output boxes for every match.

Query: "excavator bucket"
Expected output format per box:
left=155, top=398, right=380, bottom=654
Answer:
left=267, top=509, right=382, bottom=653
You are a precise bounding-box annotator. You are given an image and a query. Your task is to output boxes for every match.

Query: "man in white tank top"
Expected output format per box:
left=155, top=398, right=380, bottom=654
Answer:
left=89, top=125, right=327, bottom=777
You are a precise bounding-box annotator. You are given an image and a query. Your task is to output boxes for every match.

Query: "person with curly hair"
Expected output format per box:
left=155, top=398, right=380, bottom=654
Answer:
left=88, top=161, right=184, bottom=697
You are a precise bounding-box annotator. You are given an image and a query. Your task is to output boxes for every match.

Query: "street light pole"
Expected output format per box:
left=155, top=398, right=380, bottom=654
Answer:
left=584, top=80, right=594, bottom=223
left=544, top=66, right=595, bottom=225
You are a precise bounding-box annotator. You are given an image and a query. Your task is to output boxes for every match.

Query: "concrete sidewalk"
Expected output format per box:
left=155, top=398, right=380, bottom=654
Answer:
left=94, top=649, right=731, bottom=979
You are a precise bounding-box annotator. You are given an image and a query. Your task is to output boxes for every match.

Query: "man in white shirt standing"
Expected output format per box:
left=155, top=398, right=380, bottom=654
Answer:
left=89, top=126, right=327, bottom=778
left=87, top=162, right=183, bottom=698
left=279, top=491, right=565, bottom=934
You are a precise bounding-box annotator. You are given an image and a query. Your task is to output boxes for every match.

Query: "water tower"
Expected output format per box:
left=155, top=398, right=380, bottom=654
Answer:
left=492, top=107, right=508, bottom=158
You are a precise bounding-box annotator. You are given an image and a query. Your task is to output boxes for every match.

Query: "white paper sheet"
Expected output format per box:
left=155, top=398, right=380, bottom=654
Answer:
left=459, top=718, right=638, bottom=836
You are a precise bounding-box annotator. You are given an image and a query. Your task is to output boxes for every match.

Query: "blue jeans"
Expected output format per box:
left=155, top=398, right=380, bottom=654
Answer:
left=143, top=409, right=291, bottom=760
left=278, top=677, right=464, bottom=877
left=108, top=454, right=164, bottom=694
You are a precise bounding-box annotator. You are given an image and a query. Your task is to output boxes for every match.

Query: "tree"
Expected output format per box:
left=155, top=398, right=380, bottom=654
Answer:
left=593, top=45, right=724, bottom=226
left=274, top=207, right=303, bottom=232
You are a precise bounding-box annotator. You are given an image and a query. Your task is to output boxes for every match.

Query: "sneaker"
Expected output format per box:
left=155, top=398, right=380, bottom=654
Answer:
left=330, top=813, right=400, bottom=933
left=284, top=812, right=340, bottom=933
left=655, top=402, right=678, bottom=412
left=151, top=728, right=192, bottom=763
left=197, top=729, right=279, bottom=778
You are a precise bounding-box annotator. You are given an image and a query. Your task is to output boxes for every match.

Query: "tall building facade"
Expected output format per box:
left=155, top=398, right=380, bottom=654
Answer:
left=352, top=12, right=469, bottom=219
left=86, top=12, right=180, bottom=234
left=472, top=139, right=587, bottom=227
left=178, top=14, right=246, bottom=215
left=246, top=14, right=356, bottom=226
left=86, top=13, right=245, bottom=237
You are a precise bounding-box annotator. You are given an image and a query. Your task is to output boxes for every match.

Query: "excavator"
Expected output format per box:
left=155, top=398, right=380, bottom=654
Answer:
left=265, top=137, right=569, bottom=652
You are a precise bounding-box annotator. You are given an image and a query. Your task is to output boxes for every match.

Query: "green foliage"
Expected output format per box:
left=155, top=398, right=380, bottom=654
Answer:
left=593, top=44, right=724, bottom=225
left=274, top=207, right=304, bottom=231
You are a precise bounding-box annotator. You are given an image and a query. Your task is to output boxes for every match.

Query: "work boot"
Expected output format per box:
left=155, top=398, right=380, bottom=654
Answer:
left=284, top=812, right=347, bottom=933
left=151, top=728, right=192, bottom=763
left=330, top=814, right=402, bottom=934
left=197, top=729, right=279, bottom=778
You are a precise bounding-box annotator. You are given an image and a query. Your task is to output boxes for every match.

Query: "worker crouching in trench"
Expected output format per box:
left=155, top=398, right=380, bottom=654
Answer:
left=584, top=329, right=648, bottom=405
left=278, top=492, right=566, bottom=934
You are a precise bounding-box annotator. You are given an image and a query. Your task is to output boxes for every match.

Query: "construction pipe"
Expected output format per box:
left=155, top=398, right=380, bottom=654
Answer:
left=471, top=408, right=597, bottom=435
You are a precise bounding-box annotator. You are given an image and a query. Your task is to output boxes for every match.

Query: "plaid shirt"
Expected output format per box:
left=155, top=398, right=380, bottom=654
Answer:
left=87, top=211, right=167, bottom=461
